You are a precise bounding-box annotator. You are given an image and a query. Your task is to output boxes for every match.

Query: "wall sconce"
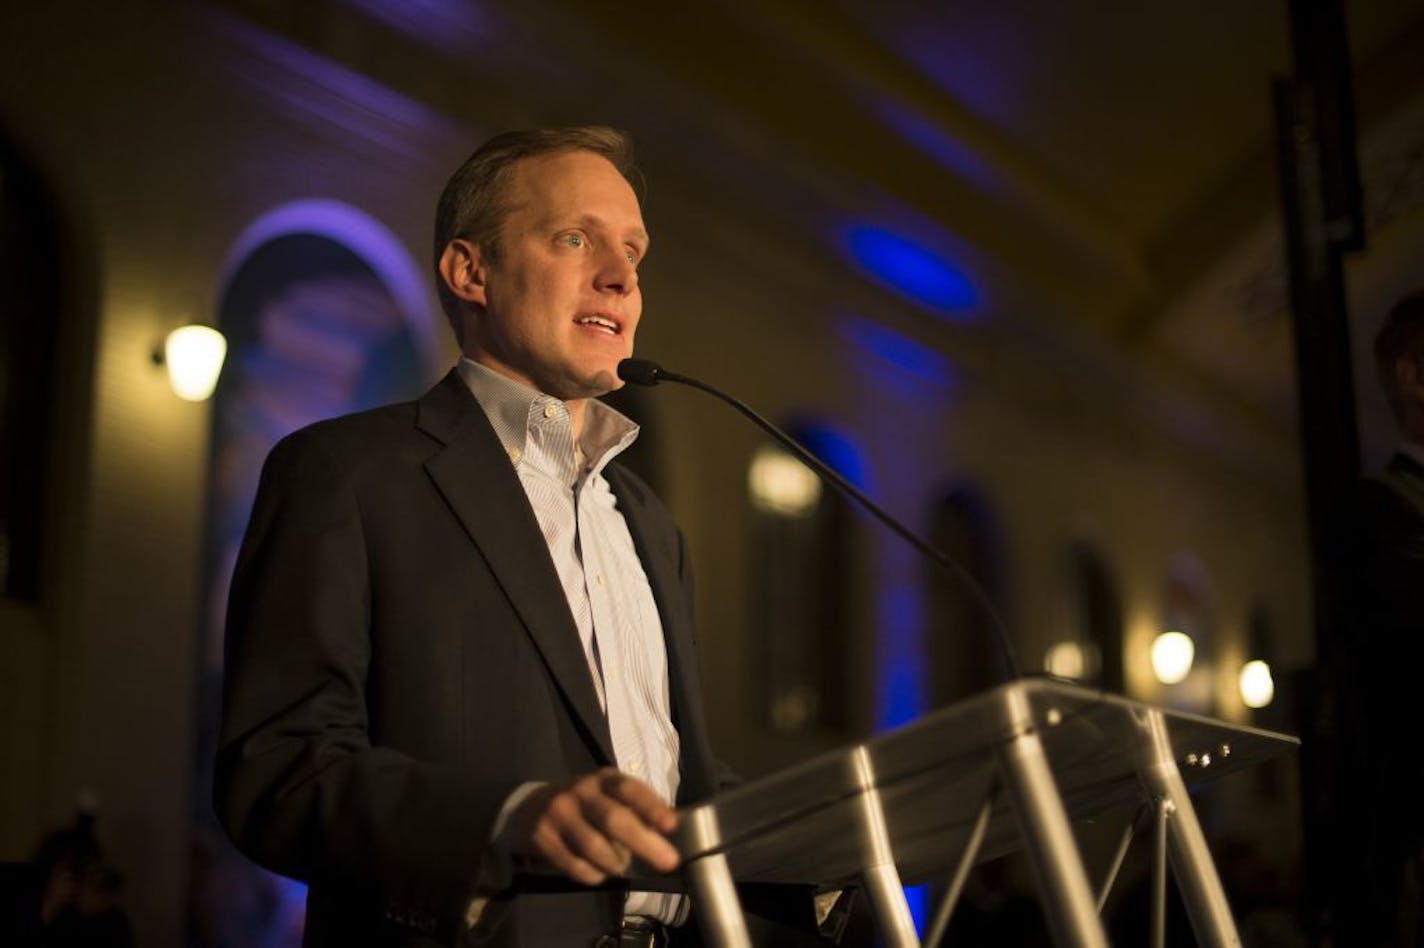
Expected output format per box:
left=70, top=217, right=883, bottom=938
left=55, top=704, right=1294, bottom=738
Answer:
left=1043, top=639, right=1100, bottom=681
left=154, top=325, right=227, bottom=401
left=1044, top=640, right=1086, bottom=679
left=747, top=445, right=822, bottom=516
left=1150, top=630, right=1195, bottom=684
left=1238, top=659, right=1275, bottom=709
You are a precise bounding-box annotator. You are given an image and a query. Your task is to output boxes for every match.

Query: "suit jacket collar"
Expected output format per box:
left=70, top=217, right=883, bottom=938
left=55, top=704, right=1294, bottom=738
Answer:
left=416, top=370, right=616, bottom=765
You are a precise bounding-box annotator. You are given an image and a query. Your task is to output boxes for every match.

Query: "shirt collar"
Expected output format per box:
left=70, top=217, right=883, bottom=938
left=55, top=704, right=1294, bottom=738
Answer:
left=456, top=357, right=639, bottom=476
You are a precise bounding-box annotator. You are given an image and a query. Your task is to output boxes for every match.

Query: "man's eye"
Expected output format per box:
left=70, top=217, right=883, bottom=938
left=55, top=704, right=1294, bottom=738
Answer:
left=561, top=233, right=585, bottom=248
left=625, top=248, right=639, bottom=264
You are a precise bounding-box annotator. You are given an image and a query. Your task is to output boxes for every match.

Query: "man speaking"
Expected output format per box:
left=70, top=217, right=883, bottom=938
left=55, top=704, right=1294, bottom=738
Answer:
left=216, top=127, right=752, bottom=946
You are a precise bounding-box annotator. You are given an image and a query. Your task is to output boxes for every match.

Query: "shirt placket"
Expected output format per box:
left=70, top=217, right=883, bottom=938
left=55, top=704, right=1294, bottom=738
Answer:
left=526, top=409, right=606, bottom=709
left=580, top=485, right=651, bottom=787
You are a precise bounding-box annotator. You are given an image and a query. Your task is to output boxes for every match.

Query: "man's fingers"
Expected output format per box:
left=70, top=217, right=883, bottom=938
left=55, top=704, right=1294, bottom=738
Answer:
left=539, top=792, right=634, bottom=876
left=556, top=813, right=636, bottom=877
left=511, top=771, right=681, bottom=885
left=532, top=824, right=607, bottom=886
left=595, top=771, right=680, bottom=834
left=516, top=788, right=621, bottom=881
left=583, top=791, right=680, bottom=872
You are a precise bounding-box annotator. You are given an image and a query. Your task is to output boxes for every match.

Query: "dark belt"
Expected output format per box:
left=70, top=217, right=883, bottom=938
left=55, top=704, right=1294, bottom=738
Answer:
left=591, top=915, right=669, bottom=948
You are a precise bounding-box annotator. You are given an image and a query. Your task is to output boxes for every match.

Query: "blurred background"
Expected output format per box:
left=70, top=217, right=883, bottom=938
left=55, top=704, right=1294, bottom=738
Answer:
left=2, top=1, right=1423, bottom=944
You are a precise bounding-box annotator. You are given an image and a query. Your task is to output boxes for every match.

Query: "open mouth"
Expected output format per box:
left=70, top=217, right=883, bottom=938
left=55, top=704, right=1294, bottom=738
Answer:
left=574, top=313, right=622, bottom=336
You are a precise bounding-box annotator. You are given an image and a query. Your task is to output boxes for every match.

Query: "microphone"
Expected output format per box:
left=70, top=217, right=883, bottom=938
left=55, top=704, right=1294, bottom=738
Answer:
left=614, top=358, right=666, bottom=387
left=617, top=357, right=1023, bottom=682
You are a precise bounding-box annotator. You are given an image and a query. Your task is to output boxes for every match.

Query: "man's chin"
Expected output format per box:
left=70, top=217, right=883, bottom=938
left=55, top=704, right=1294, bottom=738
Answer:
left=583, top=369, right=617, bottom=397
left=554, top=368, right=617, bottom=400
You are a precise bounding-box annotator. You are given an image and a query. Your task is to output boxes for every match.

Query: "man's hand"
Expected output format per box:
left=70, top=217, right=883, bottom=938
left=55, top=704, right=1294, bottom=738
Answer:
left=507, top=768, right=680, bottom=885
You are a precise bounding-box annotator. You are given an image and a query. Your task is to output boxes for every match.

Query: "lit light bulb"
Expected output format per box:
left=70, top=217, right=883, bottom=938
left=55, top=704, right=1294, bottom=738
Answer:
left=1044, top=641, right=1086, bottom=680
left=164, top=325, right=227, bottom=401
left=1238, top=660, right=1274, bottom=709
left=747, top=446, right=822, bottom=516
left=1151, top=630, right=1195, bottom=684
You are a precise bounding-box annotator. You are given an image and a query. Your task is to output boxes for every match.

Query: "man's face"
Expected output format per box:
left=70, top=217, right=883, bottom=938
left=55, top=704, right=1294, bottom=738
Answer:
left=462, top=149, right=648, bottom=400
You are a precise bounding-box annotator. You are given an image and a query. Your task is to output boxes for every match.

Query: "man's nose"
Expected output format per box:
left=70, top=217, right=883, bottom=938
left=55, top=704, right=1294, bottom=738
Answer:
left=595, top=250, right=638, bottom=295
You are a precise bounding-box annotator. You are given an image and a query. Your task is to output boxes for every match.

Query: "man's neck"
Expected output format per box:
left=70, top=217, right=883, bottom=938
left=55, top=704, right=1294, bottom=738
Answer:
left=464, top=353, right=589, bottom=443
left=565, top=398, right=588, bottom=444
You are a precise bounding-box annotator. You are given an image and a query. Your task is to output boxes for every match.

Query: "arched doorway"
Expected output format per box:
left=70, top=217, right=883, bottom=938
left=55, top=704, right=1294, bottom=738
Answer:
left=1043, top=541, right=1125, bottom=691
left=746, top=423, right=864, bottom=738
left=189, top=205, right=439, bottom=948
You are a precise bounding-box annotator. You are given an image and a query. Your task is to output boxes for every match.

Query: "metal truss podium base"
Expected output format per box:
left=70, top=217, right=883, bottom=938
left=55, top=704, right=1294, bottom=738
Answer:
left=668, top=680, right=1293, bottom=947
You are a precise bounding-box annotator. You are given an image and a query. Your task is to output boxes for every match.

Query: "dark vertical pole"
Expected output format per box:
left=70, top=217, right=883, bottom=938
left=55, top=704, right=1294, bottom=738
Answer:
left=1273, top=0, right=1366, bottom=942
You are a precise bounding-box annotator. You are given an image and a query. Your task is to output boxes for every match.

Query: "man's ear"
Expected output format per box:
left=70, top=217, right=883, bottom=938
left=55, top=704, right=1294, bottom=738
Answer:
left=438, top=239, right=489, bottom=307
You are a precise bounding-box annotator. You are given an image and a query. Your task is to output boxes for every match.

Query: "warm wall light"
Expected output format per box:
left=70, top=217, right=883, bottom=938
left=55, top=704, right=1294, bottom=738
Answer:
left=1044, top=641, right=1086, bottom=680
left=1151, top=630, right=1195, bottom=684
left=157, top=325, right=227, bottom=401
left=747, top=446, right=822, bottom=516
left=1238, top=660, right=1275, bottom=709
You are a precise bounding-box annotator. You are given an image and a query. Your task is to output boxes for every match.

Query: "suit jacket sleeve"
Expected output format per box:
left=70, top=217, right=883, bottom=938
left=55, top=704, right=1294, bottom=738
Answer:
left=214, top=428, right=510, bottom=938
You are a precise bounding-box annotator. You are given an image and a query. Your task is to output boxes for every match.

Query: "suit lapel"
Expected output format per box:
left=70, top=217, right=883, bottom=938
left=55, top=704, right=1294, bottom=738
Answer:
left=417, top=371, right=614, bottom=765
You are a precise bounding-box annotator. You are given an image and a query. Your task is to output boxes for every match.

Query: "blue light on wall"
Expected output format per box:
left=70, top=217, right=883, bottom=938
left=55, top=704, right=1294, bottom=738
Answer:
left=843, top=317, right=955, bottom=390
left=794, top=425, right=869, bottom=491
left=881, top=585, right=930, bottom=936
left=271, top=875, right=307, bottom=947
left=877, top=584, right=927, bottom=731
left=906, top=884, right=929, bottom=937
left=870, top=98, right=1003, bottom=195
left=846, top=226, right=979, bottom=318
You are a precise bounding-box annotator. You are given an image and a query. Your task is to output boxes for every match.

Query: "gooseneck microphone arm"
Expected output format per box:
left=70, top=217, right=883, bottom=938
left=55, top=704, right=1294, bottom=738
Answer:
left=617, top=357, right=1023, bottom=682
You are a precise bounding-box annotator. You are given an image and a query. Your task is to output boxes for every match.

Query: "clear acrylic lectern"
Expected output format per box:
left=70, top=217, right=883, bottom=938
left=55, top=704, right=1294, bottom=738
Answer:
left=663, top=679, right=1298, bottom=948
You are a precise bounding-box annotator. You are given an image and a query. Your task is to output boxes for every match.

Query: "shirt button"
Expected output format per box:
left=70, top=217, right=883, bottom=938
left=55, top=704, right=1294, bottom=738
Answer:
left=595, top=574, right=605, bottom=586
left=543, top=403, right=558, bottom=419
left=508, top=448, right=522, bottom=464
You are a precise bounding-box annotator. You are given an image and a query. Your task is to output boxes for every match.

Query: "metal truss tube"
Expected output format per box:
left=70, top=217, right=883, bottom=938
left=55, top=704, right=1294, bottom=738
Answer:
left=1137, top=709, right=1241, bottom=948
left=851, top=746, right=921, bottom=948
left=925, top=795, right=994, bottom=948
left=996, top=689, right=1109, bottom=947
left=679, top=807, right=752, bottom=948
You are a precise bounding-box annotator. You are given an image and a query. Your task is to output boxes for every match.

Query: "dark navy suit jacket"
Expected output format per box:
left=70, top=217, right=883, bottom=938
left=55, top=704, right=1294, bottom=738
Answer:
left=215, top=369, right=726, bottom=947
